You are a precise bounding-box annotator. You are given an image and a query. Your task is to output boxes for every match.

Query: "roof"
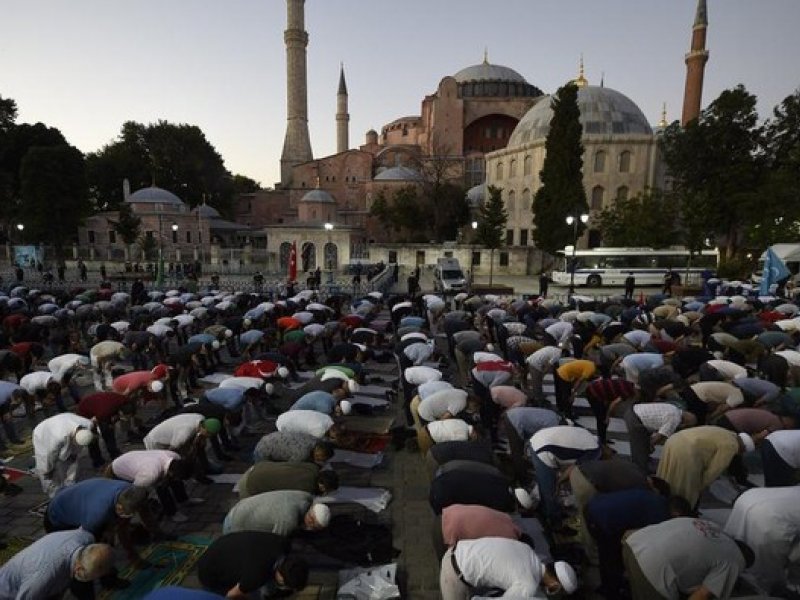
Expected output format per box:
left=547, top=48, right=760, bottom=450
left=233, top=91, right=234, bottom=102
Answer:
left=300, top=189, right=336, bottom=203
left=127, top=186, right=185, bottom=206
left=466, top=183, right=486, bottom=206
left=374, top=166, right=422, bottom=182
left=508, top=85, right=653, bottom=147
left=453, top=62, right=527, bottom=84
left=193, top=204, right=221, bottom=218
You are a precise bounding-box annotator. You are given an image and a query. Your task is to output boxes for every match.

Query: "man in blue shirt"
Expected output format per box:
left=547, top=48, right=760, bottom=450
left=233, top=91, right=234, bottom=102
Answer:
left=585, top=489, right=691, bottom=598
left=289, top=390, right=351, bottom=416
left=44, top=478, right=160, bottom=579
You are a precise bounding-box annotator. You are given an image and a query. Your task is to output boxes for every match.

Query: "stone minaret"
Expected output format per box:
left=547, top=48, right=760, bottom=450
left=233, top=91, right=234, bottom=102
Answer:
left=681, top=0, right=709, bottom=126
left=336, top=64, right=349, bottom=154
left=280, top=0, right=313, bottom=187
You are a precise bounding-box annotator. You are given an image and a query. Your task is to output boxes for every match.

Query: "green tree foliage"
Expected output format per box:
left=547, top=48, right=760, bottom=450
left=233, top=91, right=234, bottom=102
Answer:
left=106, top=201, right=141, bottom=259
left=660, top=85, right=765, bottom=260
left=19, top=144, right=90, bottom=258
left=0, top=94, right=17, bottom=131
left=595, top=188, right=679, bottom=248
left=368, top=185, right=448, bottom=243
left=86, top=120, right=256, bottom=216
left=532, top=82, right=589, bottom=254
left=474, top=185, right=508, bottom=284
left=430, top=182, right=470, bottom=242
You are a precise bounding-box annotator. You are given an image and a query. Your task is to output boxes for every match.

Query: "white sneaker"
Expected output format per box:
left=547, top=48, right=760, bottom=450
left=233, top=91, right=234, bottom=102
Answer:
left=171, top=511, right=189, bottom=523
left=185, top=497, right=205, bottom=505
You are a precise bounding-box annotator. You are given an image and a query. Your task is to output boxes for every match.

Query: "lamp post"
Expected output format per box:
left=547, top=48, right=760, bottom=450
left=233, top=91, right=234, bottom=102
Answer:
left=470, top=221, right=478, bottom=288
left=565, top=213, right=589, bottom=295
left=15, top=223, right=24, bottom=242
left=324, top=222, right=334, bottom=283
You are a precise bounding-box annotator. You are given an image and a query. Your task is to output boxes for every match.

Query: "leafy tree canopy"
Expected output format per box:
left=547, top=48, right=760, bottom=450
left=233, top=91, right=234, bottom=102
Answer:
left=595, top=188, right=679, bottom=248
left=532, top=82, right=589, bottom=254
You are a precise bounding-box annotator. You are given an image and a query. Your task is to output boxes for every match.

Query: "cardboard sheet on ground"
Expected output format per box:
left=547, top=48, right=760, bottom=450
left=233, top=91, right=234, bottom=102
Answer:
left=316, top=486, right=392, bottom=513
left=351, top=396, right=390, bottom=408
left=342, top=415, right=395, bottom=434
left=354, top=385, right=394, bottom=397
left=197, top=373, right=232, bottom=385
left=330, top=449, right=384, bottom=468
left=208, top=473, right=244, bottom=485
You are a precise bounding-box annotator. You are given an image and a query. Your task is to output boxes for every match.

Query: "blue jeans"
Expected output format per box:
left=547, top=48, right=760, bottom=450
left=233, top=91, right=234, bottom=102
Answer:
left=532, top=451, right=560, bottom=524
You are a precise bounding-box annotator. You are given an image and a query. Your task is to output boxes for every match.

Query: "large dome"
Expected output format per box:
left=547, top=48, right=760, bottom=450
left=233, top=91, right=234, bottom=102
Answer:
left=454, top=62, right=527, bottom=84
left=374, top=166, right=422, bottom=182
left=300, top=189, right=335, bottom=203
left=127, top=186, right=184, bottom=206
left=508, top=86, right=653, bottom=147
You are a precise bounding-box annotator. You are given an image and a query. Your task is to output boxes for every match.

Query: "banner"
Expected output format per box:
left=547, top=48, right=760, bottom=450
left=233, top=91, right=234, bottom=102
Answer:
left=288, top=241, right=297, bottom=282
left=760, top=246, right=791, bottom=296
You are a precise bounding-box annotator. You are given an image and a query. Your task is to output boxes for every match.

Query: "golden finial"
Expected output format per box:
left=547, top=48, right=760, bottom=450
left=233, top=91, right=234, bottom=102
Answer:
left=574, top=54, right=588, bottom=87
left=483, top=47, right=489, bottom=64
left=658, top=103, right=668, bottom=128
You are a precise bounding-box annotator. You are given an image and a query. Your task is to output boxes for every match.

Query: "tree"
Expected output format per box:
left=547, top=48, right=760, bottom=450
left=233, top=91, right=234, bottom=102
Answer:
left=106, top=201, right=141, bottom=260
left=368, top=185, right=434, bottom=243
left=474, top=185, right=508, bottom=285
left=0, top=94, right=17, bottom=131
left=595, top=188, right=679, bottom=248
left=19, top=144, right=90, bottom=259
left=415, top=144, right=471, bottom=241
left=532, top=82, right=589, bottom=254
left=660, top=85, right=765, bottom=260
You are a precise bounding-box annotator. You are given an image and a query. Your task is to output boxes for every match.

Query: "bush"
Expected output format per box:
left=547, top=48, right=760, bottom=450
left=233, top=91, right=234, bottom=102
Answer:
left=716, top=256, right=755, bottom=280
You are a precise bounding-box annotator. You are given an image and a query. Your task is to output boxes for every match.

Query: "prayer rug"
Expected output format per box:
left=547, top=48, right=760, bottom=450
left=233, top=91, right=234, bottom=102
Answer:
left=0, top=537, right=33, bottom=567
left=341, top=415, right=395, bottom=435
left=3, top=435, right=34, bottom=458
left=98, top=536, right=212, bottom=600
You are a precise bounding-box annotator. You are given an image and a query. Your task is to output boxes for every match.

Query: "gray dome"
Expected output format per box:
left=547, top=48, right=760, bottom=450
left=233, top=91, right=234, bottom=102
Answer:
left=193, top=204, right=220, bottom=218
left=454, top=62, right=527, bottom=84
left=373, top=166, right=422, bottom=182
left=300, top=189, right=336, bottom=203
left=508, top=86, right=653, bottom=147
left=466, top=183, right=486, bottom=207
left=127, top=186, right=184, bottom=205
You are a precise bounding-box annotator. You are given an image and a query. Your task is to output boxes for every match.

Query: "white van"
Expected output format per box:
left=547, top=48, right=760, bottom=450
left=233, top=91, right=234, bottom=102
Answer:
left=433, top=258, right=467, bottom=293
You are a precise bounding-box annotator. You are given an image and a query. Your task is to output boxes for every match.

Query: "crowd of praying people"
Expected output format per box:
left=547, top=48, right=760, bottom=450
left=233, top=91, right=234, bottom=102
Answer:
left=0, top=274, right=798, bottom=599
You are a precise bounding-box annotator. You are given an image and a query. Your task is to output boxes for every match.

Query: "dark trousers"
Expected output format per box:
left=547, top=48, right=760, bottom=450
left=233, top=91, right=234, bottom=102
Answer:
left=553, top=370, right=574, bottom=418
left=156, top=479, right=189, bottom=515
left=715, top=415, right=749, bottom=483
left=698, top=363, right=725, bottom=382
left=88, top=419, right=122, bottom=467
left=762, top=440, right=797, bottom=487
left=501, top=413, right=531, bottom=486
left=586, top=391, right=611, bottom=443
left=623, top=405, right=652, bottom=474
left=681, top=387, right=708, bottom=425
left=587, top=520, right=626, bottom=597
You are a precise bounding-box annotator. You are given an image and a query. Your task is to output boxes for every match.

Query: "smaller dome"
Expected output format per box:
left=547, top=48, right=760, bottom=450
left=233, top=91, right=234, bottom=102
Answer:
left=193, top=204, right=220, bottom=218
left=466, top=183, right=486, bottom=207
left=374, top=166, right=422, bottom=182
left=300, top=189, right=336, bottom=203
left=127, top=186, right=184, bottom=205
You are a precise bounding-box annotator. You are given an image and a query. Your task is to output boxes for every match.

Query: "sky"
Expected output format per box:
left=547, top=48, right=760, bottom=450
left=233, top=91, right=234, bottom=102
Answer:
left=2, top=0, right=799, bottom=192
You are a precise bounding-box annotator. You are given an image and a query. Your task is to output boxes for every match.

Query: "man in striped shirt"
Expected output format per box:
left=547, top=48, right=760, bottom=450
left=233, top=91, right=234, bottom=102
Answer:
left=623, top=402, right=697, bottom=473
left=584, top=377, right=637, bottom=444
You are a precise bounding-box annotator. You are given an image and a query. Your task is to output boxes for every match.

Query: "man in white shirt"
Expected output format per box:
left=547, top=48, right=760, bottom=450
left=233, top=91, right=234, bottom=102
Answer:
left=276, top=410, right=335, bottom=439
left=685, top=381, right=745, bottom=421
left=89, top=340, right=127, bottom=390
left=417, top=388, right=468, bottom=423
left=699, top=359, right=748, bottom=382
left=19, top=370, right=62, bottom=416
left=525, top=346, right=562, bottom=403
left=33, top=413, right=95, bottom=497
left=439, top=537, right=578, bottom=599
left=623, top=402, right=697, bottom=473
left=761, top=429, right=800, bottom=487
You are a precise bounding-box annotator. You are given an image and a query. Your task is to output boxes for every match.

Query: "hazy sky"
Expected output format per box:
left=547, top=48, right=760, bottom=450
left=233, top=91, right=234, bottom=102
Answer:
left=2, top=1, right=799, bottom=192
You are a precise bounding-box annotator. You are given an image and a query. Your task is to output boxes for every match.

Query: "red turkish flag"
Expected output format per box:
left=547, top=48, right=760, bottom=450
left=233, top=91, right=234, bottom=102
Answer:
left=288, top=241, right=297, bottom=281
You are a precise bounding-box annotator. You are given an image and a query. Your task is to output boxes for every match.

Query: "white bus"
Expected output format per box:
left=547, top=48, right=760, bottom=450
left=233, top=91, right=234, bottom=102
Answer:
left=551, top=246, right=719, bottom=287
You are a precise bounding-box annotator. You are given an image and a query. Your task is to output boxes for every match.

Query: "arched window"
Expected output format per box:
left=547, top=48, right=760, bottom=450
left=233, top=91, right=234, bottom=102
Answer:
left=324, top=242, right=338, bottom=270
left=523, top=155, right=532, bottom=176
left=301, top=242, right=316, bottom=271
left=616, top=186, right=629, bottom=201
left=521, top=188, right=531, bottom=211
left=495, top=162, right=504, bottom=180
left=509, top=159, right=517, bottom=177
left=619, top=151, right=631, bottom=173
left=591, top=186, right=605, bottom=210
left=279, top=242, right=292, bottom=271
left=507, top=190, right=516, bottom=214
left=594, top=151, right=606, bottom=173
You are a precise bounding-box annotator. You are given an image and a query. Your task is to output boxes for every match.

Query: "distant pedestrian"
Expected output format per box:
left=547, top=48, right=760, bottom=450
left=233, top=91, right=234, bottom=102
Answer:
left=14, top=264, right=23, bottom=282
left=100, top=264, right=107, bottom=280
left=662, top=269, right=674, bottom=295
left=78, top=259, right=88, bottom=282
left=624, top=272, right=635, bottom=299
left=539, top=272, right=550, bottom=297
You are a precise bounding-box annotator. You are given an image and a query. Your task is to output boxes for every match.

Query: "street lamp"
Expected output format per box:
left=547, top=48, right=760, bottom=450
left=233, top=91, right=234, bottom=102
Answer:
left=565, top=213, right=589, bottom=295
left=324, top=222, right=334, bottom=283
left=470, top=221, right=478, bottom=287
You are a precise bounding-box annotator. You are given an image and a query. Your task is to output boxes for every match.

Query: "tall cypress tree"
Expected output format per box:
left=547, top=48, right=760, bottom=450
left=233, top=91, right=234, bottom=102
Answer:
left=474, top=185, right=508, bottom=285
left=532, top=82, right=589, bottom=253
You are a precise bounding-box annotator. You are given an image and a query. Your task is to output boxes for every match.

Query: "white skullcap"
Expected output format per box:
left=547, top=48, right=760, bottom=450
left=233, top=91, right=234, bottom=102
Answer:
left=277, top=367, right=290, bottom=379
left=75, top=429, right=94, bottom=447
left=243, top=318, right=252, bottom=327
left=224, top=329, right=233, bottom=338
left=485, top=343, right=495, bottom=352
left=149, top=380, right=164, bottom=393
left=467, top=425, right=474, bottom=437
left=347, top=379, right=360, bottom=394
left=738, top=432, right=755, bottom=453
left=554, top=561, right=578, bottom=594
left=212, top=340, right=220, bottom=350
left=339, top=400, right=352, bottom=415
left=514, top=487, right=534, bottom=509
left=265, top=382, right=275, bottom=395
left=311, top=503, right=331, bottom=528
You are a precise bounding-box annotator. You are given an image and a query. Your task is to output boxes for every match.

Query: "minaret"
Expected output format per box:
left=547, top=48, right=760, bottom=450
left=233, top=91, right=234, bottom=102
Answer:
left=681, top=0, right=709, bottom=126
left=336, top=64, right=349, bottom=154
left=574, top=55, right=588, bottom=87
left=280, top=0, right=313, bottom=187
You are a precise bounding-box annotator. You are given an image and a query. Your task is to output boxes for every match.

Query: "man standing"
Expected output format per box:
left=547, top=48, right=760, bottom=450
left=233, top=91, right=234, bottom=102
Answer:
left=538, top=272, right=550, bottom=298
left=624, top=272, right=636, bottom=300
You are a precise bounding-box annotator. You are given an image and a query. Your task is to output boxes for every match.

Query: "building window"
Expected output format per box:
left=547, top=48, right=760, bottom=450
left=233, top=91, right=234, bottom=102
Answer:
left=146, top=231, right=153, bottom=239
left=509, top=159, right=517, bottom=177
left=472, top=251, right=481, bottom=266
left=616, top=186, right=629, bottom=201
left=520, top=229, right=528, bottom=246
left=591, top=186, right=605, bottom=210
left=521, top=188, right=531, bottom=211
left=619, top=151, right=631, bottom=173
left=496, top=162, right=504, bottom=180
left=506, top=229, right=514, bottom=246
left=108, top=230, right=116, bottom=244
left=186, top=231, right=192, bottom=243
left=594, top=151, right=606, bottom=173
left=523, top=155, right=532, bottom=175
left=172, top=229, right=178, bottom=243
left=88, top=230, right=95, bottom=244
left=499, top=251, right=509, bottom=266
left=507, top=190, right=515, bottom=214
